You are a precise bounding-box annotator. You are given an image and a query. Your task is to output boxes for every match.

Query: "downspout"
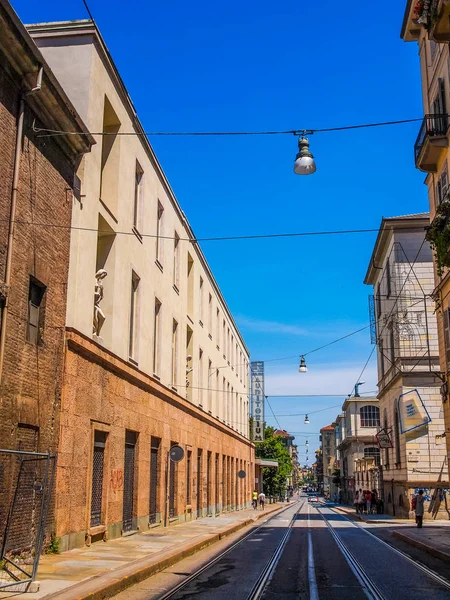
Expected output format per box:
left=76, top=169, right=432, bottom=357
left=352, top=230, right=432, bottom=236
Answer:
left=0, top=67, right=43, bottom=386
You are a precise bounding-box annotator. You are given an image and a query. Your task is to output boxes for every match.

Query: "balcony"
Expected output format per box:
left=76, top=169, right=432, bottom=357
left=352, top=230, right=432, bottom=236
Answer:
left=427, top=0, right=450, bottom=42
left=414, top=114, right=448, bottom=172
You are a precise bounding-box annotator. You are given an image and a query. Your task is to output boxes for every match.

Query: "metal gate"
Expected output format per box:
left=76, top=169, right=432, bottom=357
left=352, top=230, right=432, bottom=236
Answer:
left=0, top=449, right=56, bottom=592
left=149, top=437, right=160, bottom=525
left=90, top=432, right=106, bottom=527
left=122, top=432, right=136, bottom=533
left=215, top=454, right=219, bottom=515
left=206, top=452, right=211, bottom=516
left=196, top=450, right=202, bottom=518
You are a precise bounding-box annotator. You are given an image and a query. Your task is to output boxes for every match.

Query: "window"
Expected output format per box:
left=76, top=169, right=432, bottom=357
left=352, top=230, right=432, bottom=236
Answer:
left=430, top=39, right=438, bottom=62
left=133, top=161, right=144, bottom=232
left=389, top=325, right=395, bottom=366
left=231, top=334, right=234, bottom=367
left=149, top=437, right=161, bottom=524
left=171, top=319, right=178, bottom=386
left=386, top=260, right=391, bottom=298
left=222, top=320, right=226, bottom=356
left=27, top=278, right=46, bottom=345
left=173, top=232, right=180, bottom=289
left=376, top=283, right=382, bottom=318
left=395, top=406, right=401, bottom=465
left=100, top=96, right=121, bottom=216
left=155, top=201, right=164, bottom=265
left=208, top=294, right=213, bottom=335
left=208, top=359, right=213, bottom=413
left=199, top=348, right=204, bottom=407
left=227, top=327, right=230, bottom=362
left=153, top=298, right=162, bottom=375
left=187, top=254, right=194, bottom=317
left=199, top=277, right=204, bottom=326
left=360, top=405, right=380, bottom=428
left=216, top=308, right=220, bottom=346
left=379, top=339, right=385, bottom=377
left=444, top=308, right=450, bottom=368
left=129, top=272, right=140, bottom=361
left=384, top=410, right=390, bottom=470
left=437, top=166, right=448, bottom=206
left=364, top=446, right=380, bottom=466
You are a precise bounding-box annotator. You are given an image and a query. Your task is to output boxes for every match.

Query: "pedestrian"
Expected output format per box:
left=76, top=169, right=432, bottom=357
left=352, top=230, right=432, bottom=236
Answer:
left=354, top=489, right=360, bottom=513
left=338, top=489, right=343, bottom=504
left=371, top=490, right=378, bottom=515
left=359, top=489, right=366, bottom=514
left=258, top=491, right=266, bottom=510
left=365, top=490, right=372, bottom=515
left=333, top=492, right=338, bottom=504
left=252, top=490, right=258, bottom=510
left=413, top=490, right=425, bottom=528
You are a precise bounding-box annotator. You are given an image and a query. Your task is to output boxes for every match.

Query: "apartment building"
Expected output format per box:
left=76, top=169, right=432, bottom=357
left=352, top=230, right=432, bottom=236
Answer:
left=338, top=396, right=381, bottom=504
left=401, top=0, right=450, bottom=483
left=320, top=425, right=336, bottom=498
left=365, top=214, right=448, bottom=518
left=27, top=19, right=253, bottom=551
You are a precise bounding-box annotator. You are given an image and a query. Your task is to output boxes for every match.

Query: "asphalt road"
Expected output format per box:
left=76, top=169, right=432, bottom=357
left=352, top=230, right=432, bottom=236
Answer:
left=113, top=497, right=450, bottom=600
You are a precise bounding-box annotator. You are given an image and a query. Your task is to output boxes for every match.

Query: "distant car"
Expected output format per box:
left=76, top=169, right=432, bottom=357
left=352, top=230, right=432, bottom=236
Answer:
left=307, top=493, right=319, bottom=503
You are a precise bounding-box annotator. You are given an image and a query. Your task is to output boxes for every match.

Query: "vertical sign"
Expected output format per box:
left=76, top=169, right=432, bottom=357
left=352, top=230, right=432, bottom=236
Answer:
left=250, top=361, right=265, bottom=442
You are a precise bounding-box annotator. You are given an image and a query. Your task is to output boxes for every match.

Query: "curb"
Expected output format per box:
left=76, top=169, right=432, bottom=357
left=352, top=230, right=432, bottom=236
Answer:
left=41, top=504, right=285, bottom=600
left=392, top=530, right=450, bottom=563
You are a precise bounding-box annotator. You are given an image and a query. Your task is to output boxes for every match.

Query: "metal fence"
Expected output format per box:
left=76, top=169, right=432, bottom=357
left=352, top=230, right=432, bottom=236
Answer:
left=0, top=449, right=56, bottom=591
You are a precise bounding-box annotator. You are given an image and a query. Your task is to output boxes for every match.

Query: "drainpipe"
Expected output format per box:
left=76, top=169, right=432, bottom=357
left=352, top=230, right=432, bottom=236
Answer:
left=0, top=67, right=43, bottom=386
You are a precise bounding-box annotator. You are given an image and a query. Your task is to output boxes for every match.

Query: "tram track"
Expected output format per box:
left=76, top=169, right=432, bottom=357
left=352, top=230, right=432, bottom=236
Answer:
left=156, top=500, right=304, bottom=600
left=316, top=503, right=450, bottom=599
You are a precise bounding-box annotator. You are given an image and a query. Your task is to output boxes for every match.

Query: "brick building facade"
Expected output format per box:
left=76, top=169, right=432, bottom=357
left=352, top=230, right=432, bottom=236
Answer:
left=0, top=0, right=92, bottom=550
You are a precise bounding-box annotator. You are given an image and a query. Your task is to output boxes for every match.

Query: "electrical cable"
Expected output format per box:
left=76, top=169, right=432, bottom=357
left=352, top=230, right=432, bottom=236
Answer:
left=32, top=116, right=425, bottom=138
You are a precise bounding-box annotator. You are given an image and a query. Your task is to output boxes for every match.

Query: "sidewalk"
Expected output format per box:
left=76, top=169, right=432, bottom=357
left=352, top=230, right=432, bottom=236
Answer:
left=0, top=503, right=284, bottom=600
left=392, top=526, right=450, bottom=563
left=330, top=503, right=413, bottom=524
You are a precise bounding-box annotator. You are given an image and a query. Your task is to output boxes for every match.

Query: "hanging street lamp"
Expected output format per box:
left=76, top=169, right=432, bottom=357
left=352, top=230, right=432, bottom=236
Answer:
left=298, top=356, right=307, bottom=373
left=294, top=135, right=316, bottom=175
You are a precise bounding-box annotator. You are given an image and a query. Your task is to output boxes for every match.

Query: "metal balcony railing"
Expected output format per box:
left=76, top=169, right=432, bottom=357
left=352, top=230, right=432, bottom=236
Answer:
left=414, top=114, right=448, bottom=163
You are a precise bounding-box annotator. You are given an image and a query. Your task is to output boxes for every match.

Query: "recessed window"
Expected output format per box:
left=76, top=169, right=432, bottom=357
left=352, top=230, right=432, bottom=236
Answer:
left=173, top=232, right=180, bottom=289
left=27, top=278, right=46, bottom=345
left=153, top=298, right=162, bottom=375
left=364, top=446, right=380, bottom=466
left=199, top=277, right=204, bottom=325
left=133, top=161, right=144, bottom=232
left=156, top=201, right=164, bottom=265
left=129, top=271, right=140, bottom=362
left=172, top=319, right=178, bottom=386
left=360, top=405, right=380, bottom=428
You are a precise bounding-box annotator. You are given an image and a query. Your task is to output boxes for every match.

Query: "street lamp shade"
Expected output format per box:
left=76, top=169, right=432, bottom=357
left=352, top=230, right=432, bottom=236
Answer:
left=298, top=356, right=307, bottom=373
left=294, top=137, right=316, bottom=175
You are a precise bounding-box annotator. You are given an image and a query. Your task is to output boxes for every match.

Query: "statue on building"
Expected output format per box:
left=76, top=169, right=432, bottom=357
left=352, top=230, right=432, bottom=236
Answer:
left=93, top=269, right=107, bottom=337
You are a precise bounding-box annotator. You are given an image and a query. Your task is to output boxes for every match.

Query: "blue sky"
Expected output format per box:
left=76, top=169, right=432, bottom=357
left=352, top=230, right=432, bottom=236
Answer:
left=12, top=0, right=425, bottom=459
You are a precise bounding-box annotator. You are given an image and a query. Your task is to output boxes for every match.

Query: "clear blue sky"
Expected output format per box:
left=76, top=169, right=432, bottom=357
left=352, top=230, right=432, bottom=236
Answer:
left=12, top=0, right=425, bottom=459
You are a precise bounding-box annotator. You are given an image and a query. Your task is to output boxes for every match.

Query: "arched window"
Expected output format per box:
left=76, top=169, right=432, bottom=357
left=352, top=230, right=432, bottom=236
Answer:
left=360, top=405, right=380, bottom=427
left=394, top=405, right=401, bottom=466
left=364, top=446, right=381, bottom=466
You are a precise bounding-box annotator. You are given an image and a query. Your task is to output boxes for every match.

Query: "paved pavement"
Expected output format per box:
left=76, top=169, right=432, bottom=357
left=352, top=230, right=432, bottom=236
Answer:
left=0, top=503, right=284, bottom=600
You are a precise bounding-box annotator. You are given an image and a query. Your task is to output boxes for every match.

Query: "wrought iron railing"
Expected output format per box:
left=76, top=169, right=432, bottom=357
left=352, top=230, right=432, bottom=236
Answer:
left=414, top=113, right=448, bottom=163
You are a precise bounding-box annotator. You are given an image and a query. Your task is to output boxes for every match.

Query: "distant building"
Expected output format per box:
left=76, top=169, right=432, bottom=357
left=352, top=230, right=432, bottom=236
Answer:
left=365, top=214, right=448, bottom=518
left=273, top=429, right=296, bottom=490
left=320, top=425, right=336, bottom=498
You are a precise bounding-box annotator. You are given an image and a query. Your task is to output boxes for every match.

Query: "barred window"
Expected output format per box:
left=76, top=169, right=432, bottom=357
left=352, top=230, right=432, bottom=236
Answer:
left=364, top=446, right=380, bottom=466
left=360, top=405, right=380, bottom=428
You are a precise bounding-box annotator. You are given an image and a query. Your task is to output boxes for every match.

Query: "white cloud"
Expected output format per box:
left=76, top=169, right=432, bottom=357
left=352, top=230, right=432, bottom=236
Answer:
left=236, top=315, right=308, bottom=336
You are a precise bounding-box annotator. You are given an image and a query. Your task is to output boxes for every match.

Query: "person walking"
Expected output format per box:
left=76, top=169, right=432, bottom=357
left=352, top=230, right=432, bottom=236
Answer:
left=359, top=489, right=366, bottom=514
left=371, top=490, right=378, bottom=515
left=365, top=490, right=372, bottom=515
left=258, top=491, right=266, bottom=510
left=414, top=490, right=425, bottom=528
left=252, top=490, right=258, bottom=510
left=354, top=489, right=360, bottom=514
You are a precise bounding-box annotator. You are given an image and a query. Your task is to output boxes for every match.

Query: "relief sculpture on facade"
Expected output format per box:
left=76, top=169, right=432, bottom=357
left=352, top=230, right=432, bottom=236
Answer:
left=93, top=269, right=107, bottom=337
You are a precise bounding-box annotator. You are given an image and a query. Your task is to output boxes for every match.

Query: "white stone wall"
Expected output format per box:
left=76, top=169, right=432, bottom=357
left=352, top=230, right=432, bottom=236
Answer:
left=32, top=25, right=250, bottom=437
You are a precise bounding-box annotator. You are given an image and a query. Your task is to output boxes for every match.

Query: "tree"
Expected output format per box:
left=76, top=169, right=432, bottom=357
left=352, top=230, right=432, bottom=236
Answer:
left=255, top=426, right=293, bottom=497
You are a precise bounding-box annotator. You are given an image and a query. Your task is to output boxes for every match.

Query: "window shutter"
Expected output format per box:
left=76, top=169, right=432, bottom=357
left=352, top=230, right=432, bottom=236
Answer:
left=437, top=179, right=443, bottom=205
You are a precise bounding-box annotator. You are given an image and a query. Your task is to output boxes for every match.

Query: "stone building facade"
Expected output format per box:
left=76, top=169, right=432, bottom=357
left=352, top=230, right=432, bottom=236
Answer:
left=320, top=425, right=336, bottom=498
left=401, top=0, right=450, bottom=487
left=365, top=214, right=448, bottom=519
left=0, top=0, right=92, bottom=551
left=27, top=19, right=253, bottom=550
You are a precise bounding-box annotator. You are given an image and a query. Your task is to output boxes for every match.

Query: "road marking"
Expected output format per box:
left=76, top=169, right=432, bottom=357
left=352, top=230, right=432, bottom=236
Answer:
left=307, top=503, right=319, bottom=600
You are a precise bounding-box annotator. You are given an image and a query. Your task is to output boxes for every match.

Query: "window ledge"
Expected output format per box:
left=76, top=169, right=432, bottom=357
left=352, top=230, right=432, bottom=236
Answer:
left=155, top=259, right=163, bottom=273
left=199, top=320, right=204, bottom=328
left=208, top=334, right=212, bottom=340
left=216, top=345, right=220, bottom=351
left=128, top=357, right=138, bottom=367
left=173, top=284, right=180, bottom=295
left=187, top=315, right=194, bottom=325
left=153, top=373, right=161, bottom=381
left=132, top=227, right=143, bottom=243
left=171, top=386, right=177, bottom=392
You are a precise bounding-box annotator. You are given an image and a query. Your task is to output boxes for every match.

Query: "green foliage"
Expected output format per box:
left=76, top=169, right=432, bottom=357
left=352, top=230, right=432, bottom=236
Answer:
left=255, top=426, right=293, bottom=497
left=45, top=534, right=60, bottom=555
left=426, top=201, right=450, bottom=277
left=332, top=467, right=341, bottom=485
